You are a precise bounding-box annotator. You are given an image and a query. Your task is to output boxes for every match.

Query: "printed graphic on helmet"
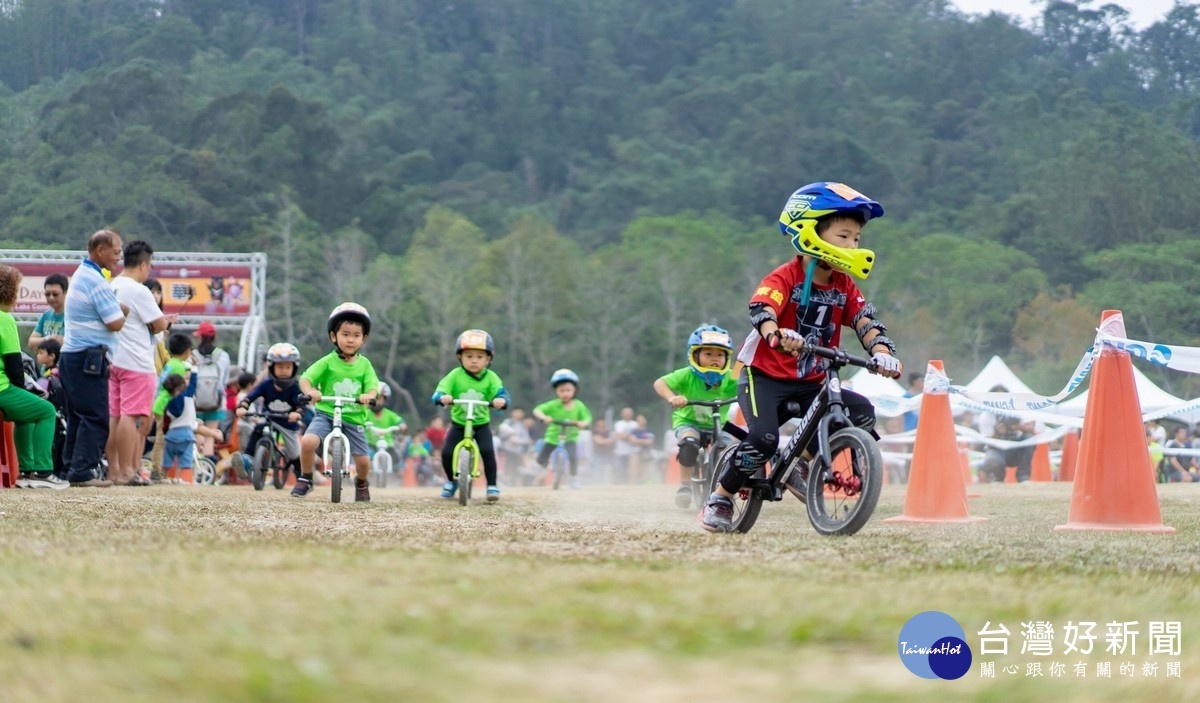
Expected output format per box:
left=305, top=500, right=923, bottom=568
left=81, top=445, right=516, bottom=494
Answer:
left=826, top=182, right=868, bottom=201
left=460, top=331, right=488, bottom=349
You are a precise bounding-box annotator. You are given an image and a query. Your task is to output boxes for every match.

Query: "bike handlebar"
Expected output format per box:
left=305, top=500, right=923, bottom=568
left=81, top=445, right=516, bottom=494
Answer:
left=805, top=344, right=879, bottom=372
left=241, top=409, right=300, bottom=421
left=450, top=398, right=493, bottom=407
left=365, top=423, right=404, bottom=434
left=684, top=399, right=737, bottom=409
left=321, top=395, right=366, bottom=404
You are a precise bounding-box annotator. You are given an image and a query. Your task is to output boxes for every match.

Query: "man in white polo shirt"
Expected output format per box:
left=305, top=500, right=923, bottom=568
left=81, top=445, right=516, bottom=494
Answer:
left=60, top=228, right=127, bottom=487
left=106, top=240, right=172, bottom=485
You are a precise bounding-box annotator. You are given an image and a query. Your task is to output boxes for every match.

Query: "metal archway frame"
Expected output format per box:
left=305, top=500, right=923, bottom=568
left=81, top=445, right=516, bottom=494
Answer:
left=1, top=249, right=268, bottom=370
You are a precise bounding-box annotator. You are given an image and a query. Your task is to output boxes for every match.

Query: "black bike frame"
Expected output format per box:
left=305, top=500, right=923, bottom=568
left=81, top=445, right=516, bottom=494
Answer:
left=726, top=346, right=870, bottom=501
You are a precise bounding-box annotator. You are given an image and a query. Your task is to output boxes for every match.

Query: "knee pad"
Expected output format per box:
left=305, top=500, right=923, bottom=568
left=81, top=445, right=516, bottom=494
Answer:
left=677, top=437, right=701, bottom=467
left=733, top=441, right=769, bottom=476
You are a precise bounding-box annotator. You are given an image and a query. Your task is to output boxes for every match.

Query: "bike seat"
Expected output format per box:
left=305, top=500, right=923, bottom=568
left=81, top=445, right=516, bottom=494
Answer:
left=783, top=401, right=804, bottom=417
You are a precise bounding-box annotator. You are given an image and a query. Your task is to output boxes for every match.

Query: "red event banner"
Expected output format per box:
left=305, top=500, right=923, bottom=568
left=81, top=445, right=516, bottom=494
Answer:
left=12, top=262, right=253, bottom=316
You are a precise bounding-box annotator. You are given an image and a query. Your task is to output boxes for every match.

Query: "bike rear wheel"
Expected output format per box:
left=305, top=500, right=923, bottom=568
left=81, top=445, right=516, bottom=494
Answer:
left=690, top=446, right=713, bottom=510
left=806, top=427, right=882, bottom=536
left=193, top=455, right=216, bottom=485
left=252, top=441, right=270, bottom=491
left=272, top=455, right=288, bottom=490
left=330, top=439, right=344, bottom=504
left=456, top=447, right=473, bottom=506
left=709, top=445, right=764, bottom=533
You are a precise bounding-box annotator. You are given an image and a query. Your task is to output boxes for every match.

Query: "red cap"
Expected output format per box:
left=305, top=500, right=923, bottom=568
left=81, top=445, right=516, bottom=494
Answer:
left=193, top=321, right=217, bottom=337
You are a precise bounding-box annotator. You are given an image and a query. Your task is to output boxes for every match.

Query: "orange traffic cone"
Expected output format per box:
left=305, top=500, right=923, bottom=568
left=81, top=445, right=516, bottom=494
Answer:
left=887, top=361, right=987, bottom=524
left=1030, top=443, right=1052, bottom=482
left=1059, top=430, right=1079, bottom=482
left=1056, top=311, right=1173, bottom=533
left=666, top=453, right=681, bottom=485
left=403, top=457, right=417, bottom=487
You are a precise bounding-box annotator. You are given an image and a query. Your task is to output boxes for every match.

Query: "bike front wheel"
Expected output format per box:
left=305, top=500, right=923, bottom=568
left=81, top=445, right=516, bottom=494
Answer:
left=709, top=445, right=764, bottom=533
left=806, top=427, right=882, bottom=536
left=551, top=450, right=566, bottom=490
left=456, top=447, right=473, bottom=506
left=330, top=439, right=344, bottom=504
left=373, top=453, right=390, bottom=488
left=252, top=441, right=270, bottom=491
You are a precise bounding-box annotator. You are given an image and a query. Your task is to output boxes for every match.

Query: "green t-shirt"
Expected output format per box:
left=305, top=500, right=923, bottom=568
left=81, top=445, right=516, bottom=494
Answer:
left=658, top=367, right=738, bottom=430
left=153, top=357, right=189, bottom=416
left=0, top=312, right=20, bottom=393
left=433, top=366, right=507, bottom=426
left=302, top=351, right=380, bottom=427
left=534, top=398, right=592, bottom=445
left=366, top=407, right=405, bottom=445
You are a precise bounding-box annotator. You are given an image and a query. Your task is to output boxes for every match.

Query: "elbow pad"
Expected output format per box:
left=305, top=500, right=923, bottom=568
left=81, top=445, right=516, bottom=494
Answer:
left=855, top=318, right=888, bottom=347
left=749, top=303, right=777, bottom=334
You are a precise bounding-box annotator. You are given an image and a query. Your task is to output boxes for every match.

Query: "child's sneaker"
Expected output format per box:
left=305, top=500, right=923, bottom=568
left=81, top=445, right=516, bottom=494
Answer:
left=674, top=485, right=692, bottom=509
left=25, top=472, right=69, bottom=490
left=486, top=485, right=500, bottom=503
left=700, top=493, right=734, bottom=533
left=570, top=477, right=581, bottom=490
left=355, top=479, right=370, bottom=502
left=291, top=476, right=313, bottom=497
left=440, top=480, right=457, bottom=499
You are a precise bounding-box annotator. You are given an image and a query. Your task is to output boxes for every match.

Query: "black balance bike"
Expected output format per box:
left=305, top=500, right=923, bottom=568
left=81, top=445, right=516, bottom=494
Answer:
left=710, top=345, right=885, bottom=536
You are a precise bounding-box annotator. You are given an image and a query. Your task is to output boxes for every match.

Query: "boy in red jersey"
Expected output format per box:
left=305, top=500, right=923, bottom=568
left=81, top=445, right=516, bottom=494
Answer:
left=701, top=182, right=903, bottom=533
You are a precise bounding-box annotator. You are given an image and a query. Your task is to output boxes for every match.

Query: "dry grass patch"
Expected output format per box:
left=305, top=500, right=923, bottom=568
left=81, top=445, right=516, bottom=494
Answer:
left=0, top=482, right=1196, bottom=701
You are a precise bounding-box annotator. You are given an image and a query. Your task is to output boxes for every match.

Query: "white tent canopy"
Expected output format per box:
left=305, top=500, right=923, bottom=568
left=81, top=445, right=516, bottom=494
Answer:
left=964, top=355, right=1036, bottom=394
left=1055, top=365, right=1188, bottom=417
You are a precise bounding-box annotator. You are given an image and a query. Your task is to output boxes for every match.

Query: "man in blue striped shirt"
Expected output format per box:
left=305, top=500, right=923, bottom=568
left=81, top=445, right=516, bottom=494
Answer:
left=60, top=228, right=128, bottom=487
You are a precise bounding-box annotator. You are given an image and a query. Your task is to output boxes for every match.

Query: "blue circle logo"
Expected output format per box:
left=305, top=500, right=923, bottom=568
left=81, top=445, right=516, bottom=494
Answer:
left=898, top=611, right=972, bottom=680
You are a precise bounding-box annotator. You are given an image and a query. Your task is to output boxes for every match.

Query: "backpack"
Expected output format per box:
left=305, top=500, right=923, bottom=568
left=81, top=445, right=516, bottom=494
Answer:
left=194, top=352, right=223, bottom=411
left=21, top=352, right=39, bottom=393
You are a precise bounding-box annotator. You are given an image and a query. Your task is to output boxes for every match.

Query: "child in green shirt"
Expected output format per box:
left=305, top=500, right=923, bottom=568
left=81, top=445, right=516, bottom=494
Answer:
left=433, top=329, right=510, bottom=501
left=294, top=303, right=380, bottom=501
left=653, top=325, right=738, bottom=508
left=533, top=368, right=592, bottom=489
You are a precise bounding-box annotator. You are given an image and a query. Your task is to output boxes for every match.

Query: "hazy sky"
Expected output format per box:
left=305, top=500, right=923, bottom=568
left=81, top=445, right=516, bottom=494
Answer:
left=950, top=0, right=1186, bottom=28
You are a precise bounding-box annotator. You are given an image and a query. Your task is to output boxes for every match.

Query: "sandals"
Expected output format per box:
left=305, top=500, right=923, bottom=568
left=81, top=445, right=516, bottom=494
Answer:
left=118, top=474, right=151, bottom=486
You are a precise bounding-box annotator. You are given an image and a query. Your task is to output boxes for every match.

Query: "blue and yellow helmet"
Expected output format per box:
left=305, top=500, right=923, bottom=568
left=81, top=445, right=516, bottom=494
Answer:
left=688, top=325, right=733, bottom=387
left=778, top=182, right=884, bottom=279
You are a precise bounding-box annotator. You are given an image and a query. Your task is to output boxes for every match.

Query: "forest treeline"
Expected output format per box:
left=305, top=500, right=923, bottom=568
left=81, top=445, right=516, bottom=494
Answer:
left=2, top=0, right=1200, bottom=421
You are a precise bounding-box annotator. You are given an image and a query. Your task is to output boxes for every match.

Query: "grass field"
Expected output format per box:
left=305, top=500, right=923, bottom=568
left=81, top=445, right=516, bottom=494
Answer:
left=2, top=480, right=1198, bottom=702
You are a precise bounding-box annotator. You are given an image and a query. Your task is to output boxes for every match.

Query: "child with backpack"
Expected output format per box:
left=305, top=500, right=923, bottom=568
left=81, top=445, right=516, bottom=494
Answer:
left=191, top=321, right=230, bottom=457
left=36, top=339, right=68, bottom=478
